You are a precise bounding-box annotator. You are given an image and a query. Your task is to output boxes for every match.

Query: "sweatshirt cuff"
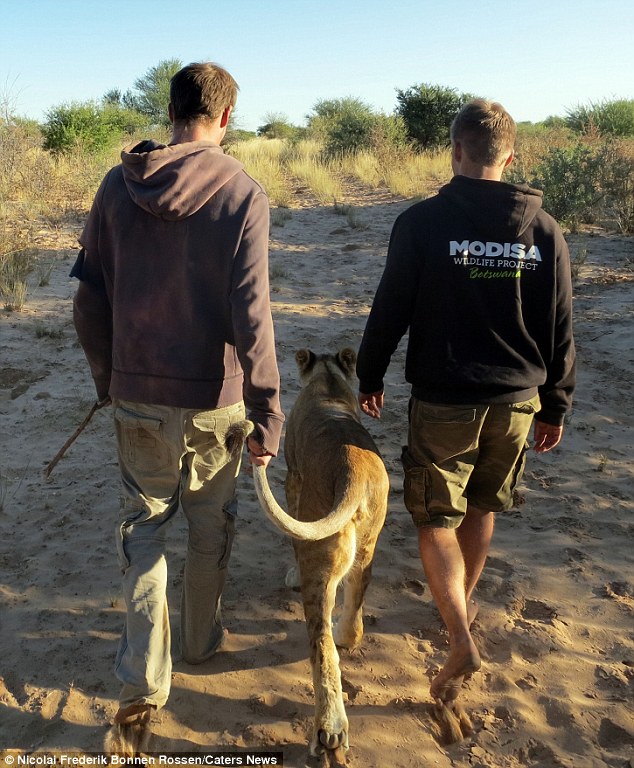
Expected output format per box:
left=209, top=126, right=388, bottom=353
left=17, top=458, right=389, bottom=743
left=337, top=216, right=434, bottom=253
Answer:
left=535, top=408, right=566, bottom=427
left=93, top=377, right=111, bottom=402
left=249, top=414, right=284, bottom=456
left=358, top=380, right=384, bottom=396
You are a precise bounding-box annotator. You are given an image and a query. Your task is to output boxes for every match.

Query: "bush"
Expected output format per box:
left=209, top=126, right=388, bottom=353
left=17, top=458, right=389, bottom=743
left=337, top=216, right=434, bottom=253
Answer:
left=533, top=142, right=602, bottom=226
left=529, top=139, right=634, bottom=232
left=395, top=83, right=475, bottom=149
left=504, top=124, right=574, bottom=187
left=307, top=97, right=393, bottom=156
left=595, top=140, right=634, bottom=233
left=257, top=113, right=301, bottom=141
left=565, top=98, right=634, bottom=137
left=368, top=114, right=408, bottom=154
left=42, top=101, right=149, bottom=154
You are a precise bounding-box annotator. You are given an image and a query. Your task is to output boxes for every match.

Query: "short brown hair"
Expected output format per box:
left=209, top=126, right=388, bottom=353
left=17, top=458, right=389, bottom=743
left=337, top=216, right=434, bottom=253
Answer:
left=170, top=62, right=238, bottom=124
left=450, top=99, right=516, bottom=166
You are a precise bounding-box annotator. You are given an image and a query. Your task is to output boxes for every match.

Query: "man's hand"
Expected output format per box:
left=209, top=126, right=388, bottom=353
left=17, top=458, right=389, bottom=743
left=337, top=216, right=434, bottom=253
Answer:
left=359, top=390, right=384, bottom=419
left=533, top=420, right=563, bottom=453
left=247, top=436, right=273, bottom=468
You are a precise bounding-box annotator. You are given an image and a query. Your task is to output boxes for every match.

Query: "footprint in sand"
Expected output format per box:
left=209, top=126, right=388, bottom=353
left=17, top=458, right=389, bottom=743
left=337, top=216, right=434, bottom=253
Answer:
left=602, top=581, right=634, bottom=610
left=478, top=556, right=517, bottom=602
left=520, top=599, right=558, bottom=624
left=536, top=696, right=591, bottom=755
left=402, top=578, right=426, bottom=597
left=597, top=717, right=634, bottom=750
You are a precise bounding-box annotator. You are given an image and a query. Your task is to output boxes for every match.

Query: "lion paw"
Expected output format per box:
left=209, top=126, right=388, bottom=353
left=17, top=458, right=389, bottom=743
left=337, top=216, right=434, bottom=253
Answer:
left=310, top=727, right=349, bottom=756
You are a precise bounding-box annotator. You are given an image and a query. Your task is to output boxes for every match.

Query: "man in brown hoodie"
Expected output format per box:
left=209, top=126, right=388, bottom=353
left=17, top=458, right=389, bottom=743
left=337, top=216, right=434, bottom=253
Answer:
left=72, top=62, right=284, bottom=742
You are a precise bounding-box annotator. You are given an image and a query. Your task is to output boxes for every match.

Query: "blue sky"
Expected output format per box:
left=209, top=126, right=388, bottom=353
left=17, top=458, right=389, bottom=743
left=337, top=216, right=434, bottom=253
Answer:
left=1, top=0, right=632, bottom=131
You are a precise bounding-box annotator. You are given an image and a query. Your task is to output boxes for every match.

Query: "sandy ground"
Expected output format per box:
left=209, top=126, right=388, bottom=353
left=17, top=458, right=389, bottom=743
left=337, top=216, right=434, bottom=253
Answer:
left=1, top=180, right=633, bottom=768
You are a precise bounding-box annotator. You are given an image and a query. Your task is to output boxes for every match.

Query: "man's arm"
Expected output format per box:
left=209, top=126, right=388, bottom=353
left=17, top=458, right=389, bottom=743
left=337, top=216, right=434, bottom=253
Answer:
left=230, top=190, right=284, bottom=461
left=71, top=175, right=115, bottom=400
left=535, top=228, right=576, bottom=430
left=72, top=241, right=113, bottom=401
left=356, top=211, right=420, bottom=408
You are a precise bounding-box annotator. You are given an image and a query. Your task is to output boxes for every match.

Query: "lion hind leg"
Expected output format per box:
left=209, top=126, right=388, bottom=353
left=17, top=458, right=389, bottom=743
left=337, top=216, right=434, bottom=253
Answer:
left=301, top=559, right=349, bottom=757
left=333, top=533, right=378, bottom=650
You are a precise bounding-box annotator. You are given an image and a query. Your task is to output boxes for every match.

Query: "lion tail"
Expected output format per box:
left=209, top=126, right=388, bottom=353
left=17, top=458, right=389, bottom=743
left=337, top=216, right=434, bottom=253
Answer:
left=253, top=464, right=357, bottom=541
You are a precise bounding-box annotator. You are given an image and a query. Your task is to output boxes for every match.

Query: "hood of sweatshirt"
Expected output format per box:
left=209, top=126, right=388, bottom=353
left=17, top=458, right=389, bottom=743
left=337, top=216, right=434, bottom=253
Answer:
left=439, top=175, right=544, bottom=241
left=120, top=139, right=244, bottom=221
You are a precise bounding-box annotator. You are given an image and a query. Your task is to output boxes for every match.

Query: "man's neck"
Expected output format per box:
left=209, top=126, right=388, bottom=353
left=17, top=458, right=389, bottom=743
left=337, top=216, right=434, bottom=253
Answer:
left=455, top=160, right=505, bottom=182
left=169, top=120, right=224, bottom=147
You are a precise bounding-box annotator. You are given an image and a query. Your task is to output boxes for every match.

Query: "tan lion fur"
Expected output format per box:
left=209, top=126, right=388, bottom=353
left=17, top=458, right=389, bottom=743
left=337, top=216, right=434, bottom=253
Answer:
left=254, top=348, right=389, bottom=761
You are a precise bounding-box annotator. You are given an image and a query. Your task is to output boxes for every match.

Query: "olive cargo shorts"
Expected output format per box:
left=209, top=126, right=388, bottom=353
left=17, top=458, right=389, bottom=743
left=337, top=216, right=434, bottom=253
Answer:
left=402, top=396, right=540, bottom=529
left=113, top=399, right=246, bottom=709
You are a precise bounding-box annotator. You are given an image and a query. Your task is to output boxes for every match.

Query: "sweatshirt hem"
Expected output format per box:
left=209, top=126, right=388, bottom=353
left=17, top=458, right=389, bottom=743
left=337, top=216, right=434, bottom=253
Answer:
left=410, top=385, right=538, bottom=405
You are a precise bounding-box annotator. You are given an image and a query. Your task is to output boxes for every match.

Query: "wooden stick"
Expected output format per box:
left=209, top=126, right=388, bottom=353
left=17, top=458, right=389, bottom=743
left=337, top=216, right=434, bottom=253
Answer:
left=44, top=398, right=111, bottom=478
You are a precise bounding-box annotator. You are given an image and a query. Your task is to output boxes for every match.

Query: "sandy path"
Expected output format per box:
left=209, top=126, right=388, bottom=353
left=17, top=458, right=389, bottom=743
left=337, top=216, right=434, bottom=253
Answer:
left=1, top=189, right=633, bottom=767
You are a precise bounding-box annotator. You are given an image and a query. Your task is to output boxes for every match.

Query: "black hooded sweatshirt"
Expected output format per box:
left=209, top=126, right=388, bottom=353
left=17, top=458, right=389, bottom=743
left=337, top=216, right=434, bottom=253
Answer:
left=356, top=175, right=576, bottom=426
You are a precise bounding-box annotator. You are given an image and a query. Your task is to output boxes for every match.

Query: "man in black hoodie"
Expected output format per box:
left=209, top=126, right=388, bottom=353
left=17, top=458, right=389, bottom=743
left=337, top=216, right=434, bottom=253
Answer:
left=356, top=100, right=575, bottom=710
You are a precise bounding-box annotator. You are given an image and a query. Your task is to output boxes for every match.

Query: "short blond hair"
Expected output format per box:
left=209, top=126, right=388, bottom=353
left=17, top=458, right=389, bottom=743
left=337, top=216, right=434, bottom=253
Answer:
left=450, top=99, right=516, bottom=166
left=170, top=62, right=238, bottom=124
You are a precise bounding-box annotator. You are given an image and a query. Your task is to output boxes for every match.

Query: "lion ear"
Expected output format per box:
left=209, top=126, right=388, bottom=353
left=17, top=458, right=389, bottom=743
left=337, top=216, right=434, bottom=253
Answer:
left=295, top=349, right=316, bottom=375
left=336, top=348, right=357, bottom=378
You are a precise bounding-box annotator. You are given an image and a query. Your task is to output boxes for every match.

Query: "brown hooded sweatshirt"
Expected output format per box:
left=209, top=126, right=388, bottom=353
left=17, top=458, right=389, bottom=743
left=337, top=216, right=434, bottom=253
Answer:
left=72, top=139, right=284, bottom=454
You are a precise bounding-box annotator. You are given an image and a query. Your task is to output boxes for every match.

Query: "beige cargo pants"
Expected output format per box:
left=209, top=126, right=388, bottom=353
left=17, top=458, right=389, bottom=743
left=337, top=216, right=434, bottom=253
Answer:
left=112, top=399, right=246, bottom=709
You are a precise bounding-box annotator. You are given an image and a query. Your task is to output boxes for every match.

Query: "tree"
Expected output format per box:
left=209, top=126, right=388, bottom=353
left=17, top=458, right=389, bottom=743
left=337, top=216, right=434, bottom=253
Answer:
left=395, top=83, right=475, bottom=149
left=129, top=58, right=182, bottom=127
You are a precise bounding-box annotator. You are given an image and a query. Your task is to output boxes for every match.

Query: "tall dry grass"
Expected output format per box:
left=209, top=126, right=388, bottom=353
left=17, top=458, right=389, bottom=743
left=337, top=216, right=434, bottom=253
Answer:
left=339, top=146, right=451, bottom=198
left=228, top=138, right=293, bottom=208
left=0, top=124, right=126, bottom=309
left=2, top=120, right=633, bottom=311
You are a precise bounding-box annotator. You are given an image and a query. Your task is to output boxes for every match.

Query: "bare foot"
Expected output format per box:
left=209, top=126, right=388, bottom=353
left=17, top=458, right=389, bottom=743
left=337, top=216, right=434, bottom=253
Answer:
left=431, top=639, right=481, bottom=703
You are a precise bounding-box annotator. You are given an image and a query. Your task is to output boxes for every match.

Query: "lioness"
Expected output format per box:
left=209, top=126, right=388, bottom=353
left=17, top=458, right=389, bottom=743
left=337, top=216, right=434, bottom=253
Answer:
left=252, top=348, right=389, bottom=764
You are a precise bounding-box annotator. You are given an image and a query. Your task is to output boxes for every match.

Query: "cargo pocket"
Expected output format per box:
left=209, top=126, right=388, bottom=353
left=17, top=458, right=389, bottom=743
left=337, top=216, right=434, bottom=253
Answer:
left=115, top=406, right=171, bottom=473
left=401, top=446, right=432, bottom=526
left=411, top=400, right=480, bottom=461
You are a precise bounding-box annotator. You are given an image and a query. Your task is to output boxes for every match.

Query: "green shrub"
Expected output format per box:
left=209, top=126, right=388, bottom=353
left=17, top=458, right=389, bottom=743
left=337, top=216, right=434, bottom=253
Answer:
left=395, top=83, right=475, bottom=149
left=307, top=97, right=387, bottom=156
left=528, top=138, right=634, bottom=232
left=595, top=140, right=634, bottom=233
left=566, top=98, right=634, bottom=137
left=533, top=142, right=602, bottom=226
left=257, top=113, right=301, bottom=141
left=42, top=101, right=149, bottom=154
left=504, top=125, right=574, bottom=187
